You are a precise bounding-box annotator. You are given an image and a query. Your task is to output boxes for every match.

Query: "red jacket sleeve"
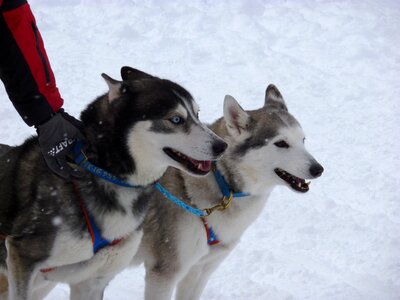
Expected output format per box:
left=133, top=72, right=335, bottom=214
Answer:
left=0, top=0, right=63, bottom=126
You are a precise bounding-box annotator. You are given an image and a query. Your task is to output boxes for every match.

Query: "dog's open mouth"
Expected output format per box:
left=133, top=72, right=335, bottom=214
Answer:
left=274, top=168, right=310, bottom=193
left=164, top=148, right=212, bottom=175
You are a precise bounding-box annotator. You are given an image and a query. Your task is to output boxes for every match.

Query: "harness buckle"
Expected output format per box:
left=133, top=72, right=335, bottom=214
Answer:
left=202, top=192, right=234, bottom=216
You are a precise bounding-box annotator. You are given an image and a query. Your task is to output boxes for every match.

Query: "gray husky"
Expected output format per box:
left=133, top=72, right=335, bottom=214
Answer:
left=0, top=66, right=227, bottom=300
left=132, top=84, right=324, bottom=300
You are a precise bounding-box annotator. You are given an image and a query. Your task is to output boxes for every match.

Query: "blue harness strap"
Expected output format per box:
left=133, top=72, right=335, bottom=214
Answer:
left=154, top=183, right=206, bottom=217
left=72, top=181, right=122, bottom=254
left=213, top=166, right=250, bottom=198
left=200, top=165, right=250, bottom=246
left=72, top=141, right=138, bottom=188
left=84, top=205, right=114, bottom=253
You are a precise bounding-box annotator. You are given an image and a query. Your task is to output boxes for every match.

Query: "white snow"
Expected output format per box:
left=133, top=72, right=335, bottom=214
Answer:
left=52, top=217, right=63, bottom=226
left=1, top=0, right=399, bottom=299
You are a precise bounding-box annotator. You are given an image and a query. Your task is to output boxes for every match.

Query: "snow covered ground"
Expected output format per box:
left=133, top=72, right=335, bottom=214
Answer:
left=1, top=0, right=399, bottom=299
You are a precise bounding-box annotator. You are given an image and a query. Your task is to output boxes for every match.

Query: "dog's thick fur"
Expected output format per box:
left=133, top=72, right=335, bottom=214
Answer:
left=132, top=85, right=324, bottom=300
left=0, top=67, right=226, bottom=300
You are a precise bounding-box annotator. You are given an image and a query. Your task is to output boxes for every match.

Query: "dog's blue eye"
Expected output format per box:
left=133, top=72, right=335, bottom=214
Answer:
left=169, top=116, right=184, bottom=125
left=274, top=140, right=289, bottom=148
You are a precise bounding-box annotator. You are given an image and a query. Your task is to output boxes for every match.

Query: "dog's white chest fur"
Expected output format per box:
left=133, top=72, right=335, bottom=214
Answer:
left=99, top=187, right=144, bottom=240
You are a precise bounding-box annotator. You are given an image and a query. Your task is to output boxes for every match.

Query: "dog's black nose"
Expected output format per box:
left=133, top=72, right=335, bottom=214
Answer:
left=212, top=140, right=228, bottom=156
left=310, top=163, right=324, bottom=178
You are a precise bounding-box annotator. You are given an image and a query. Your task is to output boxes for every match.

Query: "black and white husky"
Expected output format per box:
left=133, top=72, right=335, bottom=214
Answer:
left=132, top=84, right=324, bottom=300
left=0, top=67, right=227, bottom=300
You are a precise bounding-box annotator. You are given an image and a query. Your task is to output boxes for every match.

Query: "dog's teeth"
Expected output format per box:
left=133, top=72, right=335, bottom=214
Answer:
left=306, top=181, right=311, bottom=186
left=297, top=182, right=302, bottom=188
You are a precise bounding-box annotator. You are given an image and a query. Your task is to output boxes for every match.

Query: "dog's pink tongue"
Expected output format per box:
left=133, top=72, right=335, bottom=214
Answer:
left=188, top=158, right=212, bottom=172
left=199, top=160, right=212, bottom=172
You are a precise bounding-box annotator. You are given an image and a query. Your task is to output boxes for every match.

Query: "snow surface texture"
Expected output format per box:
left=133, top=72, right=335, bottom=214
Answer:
left=0, top=0, right=399, bottom=299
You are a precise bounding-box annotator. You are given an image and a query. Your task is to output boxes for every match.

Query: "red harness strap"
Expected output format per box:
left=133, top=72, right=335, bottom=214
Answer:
left=72, top=181, right=123, bottom=251
left=201, top=217, right=220, bottom=246
left=40, top=267, right=55, bottom=273
left=73, top=181, right=96, bottom=245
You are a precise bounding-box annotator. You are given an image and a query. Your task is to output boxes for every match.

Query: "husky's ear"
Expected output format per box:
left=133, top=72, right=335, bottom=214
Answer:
left=224, top=95, right=250, bottom=137
left=101, top=73, right=122, bottom=103
left=264, top=84, right=288, bottom=111
left=121, top=66, right=154, bottom=81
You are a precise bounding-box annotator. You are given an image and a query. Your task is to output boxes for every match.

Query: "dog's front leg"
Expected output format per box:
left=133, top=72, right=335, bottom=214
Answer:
left=144, top=269, right=178, bottom=300
left=69, top=276, right=112, bottom=300
left=31, top=277, right=57, bottom=300
left=5, top=238, right=37, bottom=300
left=174, top=264, right=203, bottom=300
left=176, top=249, right=228, bottom=300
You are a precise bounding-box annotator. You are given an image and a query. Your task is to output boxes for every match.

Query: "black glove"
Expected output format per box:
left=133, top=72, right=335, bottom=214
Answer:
left=36, top=110, right=85, bottom=180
